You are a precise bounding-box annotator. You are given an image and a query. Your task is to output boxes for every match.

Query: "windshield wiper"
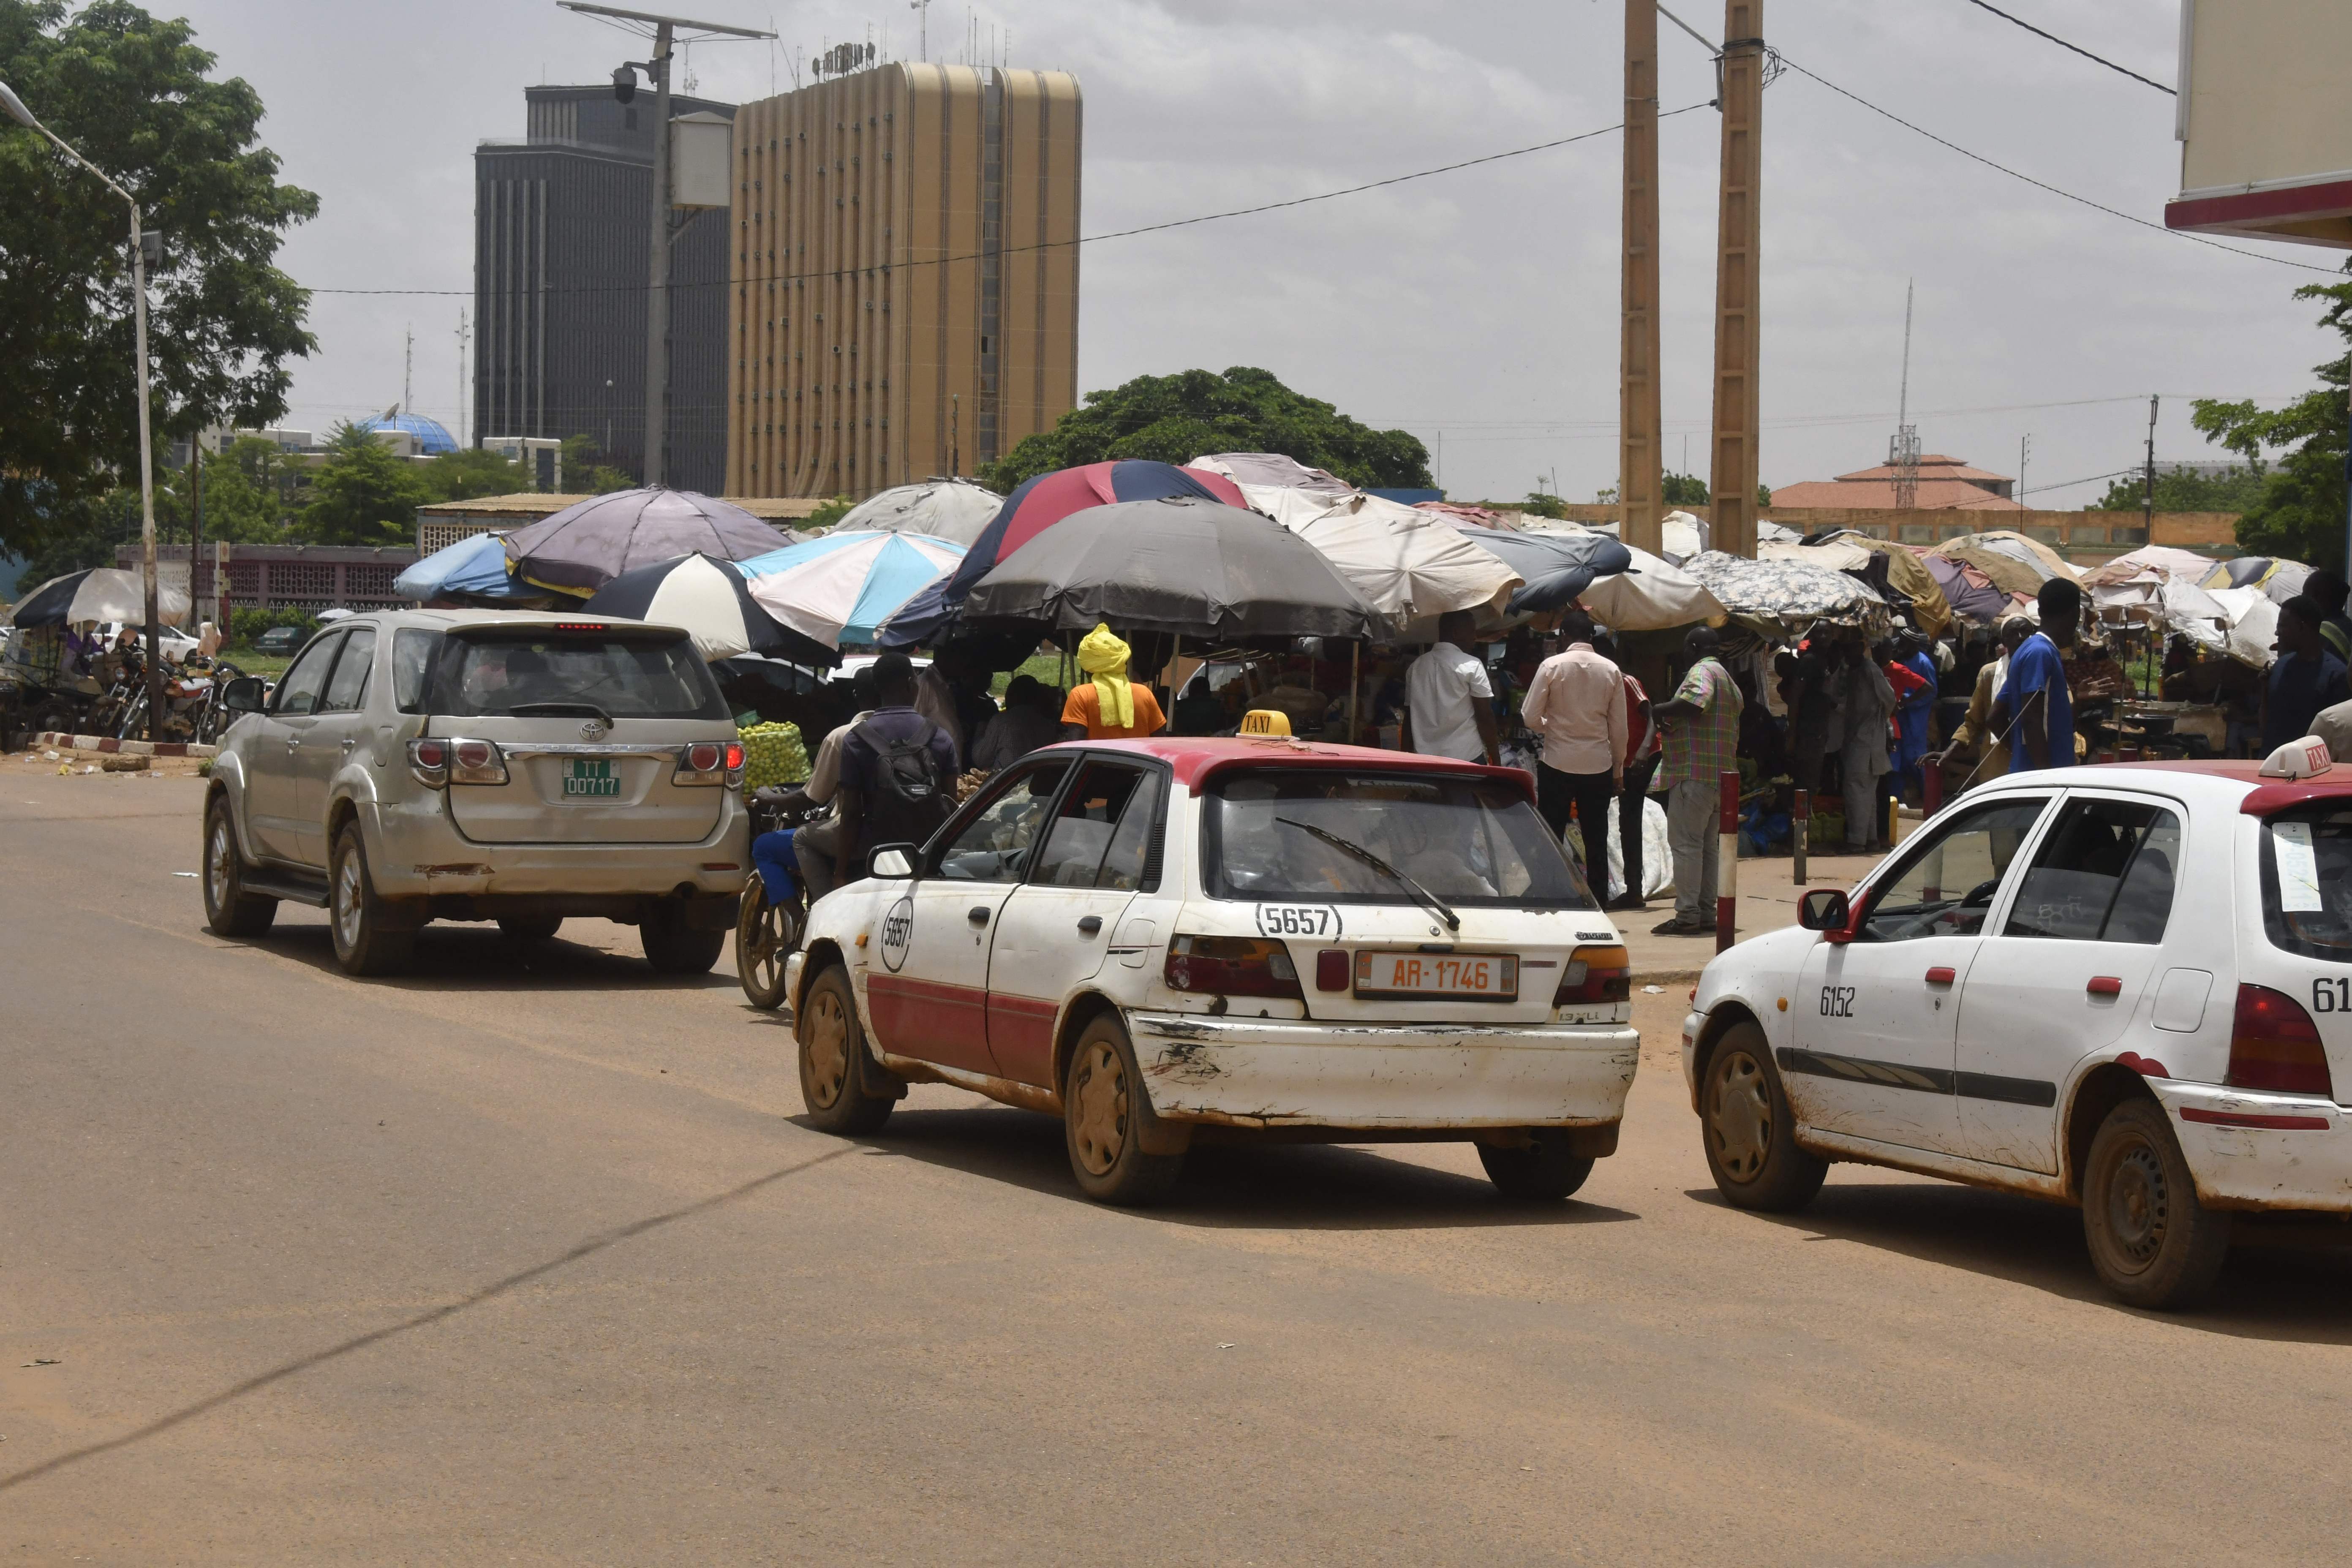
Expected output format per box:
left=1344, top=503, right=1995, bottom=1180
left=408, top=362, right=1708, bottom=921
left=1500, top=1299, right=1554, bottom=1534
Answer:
left=509, top=700, right=616, bottom=727
left=1275, top=816, right=1460, bottom=932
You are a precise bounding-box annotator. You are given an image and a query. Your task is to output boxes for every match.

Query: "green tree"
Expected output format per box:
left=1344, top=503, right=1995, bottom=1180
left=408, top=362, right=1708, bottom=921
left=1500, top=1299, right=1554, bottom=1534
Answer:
left=298, top=423, right=425, bottom=546
left=1661, top=471, right=1710, bottom=506
left=806, top=494, right=855, bottom=529
left=419, top=446, right=526, bottom=504
left=2194, top=268, right=2352, bottom=570
left=2091, top=463, right=2270, bottom=513
left=560, top=433, right=637, bottom=495
left=0, top=0, right=316, bottom=565
left=978, top=367, right=1432, bottom=493
left=1519, top=491, right=1568, bottom=520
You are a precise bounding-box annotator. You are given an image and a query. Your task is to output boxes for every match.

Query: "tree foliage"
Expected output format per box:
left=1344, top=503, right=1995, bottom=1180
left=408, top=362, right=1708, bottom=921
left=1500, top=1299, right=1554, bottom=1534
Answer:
left=299, top=423, right=424, bottom=546
left=977, top=367, right=1433, bottom=494
left=2091, top=463, right=2270, bottom=514
left=2193, top=270, right=2352, bottom=571
left=0, top=0, right=317, bottom=564
left=1661, top=471, right=1710, bottom=506
left=417, top=446, right=527, bottom=505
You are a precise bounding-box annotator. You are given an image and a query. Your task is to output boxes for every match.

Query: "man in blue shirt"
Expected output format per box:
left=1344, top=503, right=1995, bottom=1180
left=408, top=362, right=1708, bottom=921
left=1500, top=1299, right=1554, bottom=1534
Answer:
left=2263, top=594, right=2351, bottom=754
left=1998, top=577, right=2080, bottom=771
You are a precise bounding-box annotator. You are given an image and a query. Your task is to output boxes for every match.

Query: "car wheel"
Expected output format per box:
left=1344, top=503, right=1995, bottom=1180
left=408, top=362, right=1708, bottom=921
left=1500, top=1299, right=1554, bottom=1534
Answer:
left=641, top=904, right=726, bottom=974
left=797, top=965, right=893, bottom=1134
left=497, top=916, right=563, bottom=943
left=2082, top=1097, right=2231, bottom=1310
left=735, top=887, right=798, bottom=1011
left=1064, top=1015, right=1183, bottom=1206
left=1477, top=1132, right=1595, bottom=1200
left=330, top=823, right=414, bottom=977
left=202, top=797, right=278, bottom=939
left=1702, top=1021, right=1828, bottom=1211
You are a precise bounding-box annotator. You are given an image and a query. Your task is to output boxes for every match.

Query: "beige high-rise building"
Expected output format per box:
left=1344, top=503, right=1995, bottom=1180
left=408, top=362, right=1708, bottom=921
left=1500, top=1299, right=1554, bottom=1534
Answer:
left=724, top=63, right=1082, bottom=500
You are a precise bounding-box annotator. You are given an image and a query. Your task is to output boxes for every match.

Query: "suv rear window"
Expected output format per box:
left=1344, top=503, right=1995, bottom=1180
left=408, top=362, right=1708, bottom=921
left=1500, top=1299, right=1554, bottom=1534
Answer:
left=1202, top=768, right=1592, bottom=908
left=426, top=630, right=727, bottom=721
left=2258, top=806, right=2352, bottom=962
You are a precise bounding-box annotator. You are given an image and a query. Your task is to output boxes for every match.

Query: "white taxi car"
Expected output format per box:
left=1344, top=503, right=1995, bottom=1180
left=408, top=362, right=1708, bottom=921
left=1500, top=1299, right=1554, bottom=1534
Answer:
left=1682, top=741, right=2352, bottom=1308
left=783, top=738, right=1639, bottom=1204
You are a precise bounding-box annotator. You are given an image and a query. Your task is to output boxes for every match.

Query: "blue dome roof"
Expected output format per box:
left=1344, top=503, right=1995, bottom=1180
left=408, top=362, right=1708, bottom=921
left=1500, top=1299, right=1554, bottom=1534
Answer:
left=356, top=413, right=456, bottom=455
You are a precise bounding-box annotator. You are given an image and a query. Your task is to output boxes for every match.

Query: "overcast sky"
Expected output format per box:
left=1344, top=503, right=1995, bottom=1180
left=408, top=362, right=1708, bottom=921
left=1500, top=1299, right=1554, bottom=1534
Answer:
left=151, top=0, right=2340, bottom=506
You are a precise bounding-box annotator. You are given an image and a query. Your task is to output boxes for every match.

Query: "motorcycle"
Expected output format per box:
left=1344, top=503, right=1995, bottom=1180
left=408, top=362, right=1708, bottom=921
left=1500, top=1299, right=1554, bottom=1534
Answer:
left=735, top=795, right=823, bottom=1011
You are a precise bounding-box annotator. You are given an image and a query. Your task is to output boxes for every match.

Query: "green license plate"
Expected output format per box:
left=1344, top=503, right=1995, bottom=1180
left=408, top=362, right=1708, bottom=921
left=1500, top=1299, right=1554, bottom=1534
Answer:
left=562, top=758, right=622, bottom=798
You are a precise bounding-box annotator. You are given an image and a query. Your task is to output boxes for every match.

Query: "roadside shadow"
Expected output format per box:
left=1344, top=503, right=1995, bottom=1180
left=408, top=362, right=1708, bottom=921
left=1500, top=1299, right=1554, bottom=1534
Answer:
left=837, top=1105, right=1639, bottom=1233
left=1690, top=1181, right=2352, bottom=1344
left=220, top=915, right=737, bottom=994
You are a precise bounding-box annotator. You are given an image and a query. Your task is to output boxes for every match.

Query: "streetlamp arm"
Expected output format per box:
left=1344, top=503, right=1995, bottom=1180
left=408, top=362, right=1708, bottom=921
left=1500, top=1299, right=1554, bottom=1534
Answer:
left=0, top=78, right=136, bottom=208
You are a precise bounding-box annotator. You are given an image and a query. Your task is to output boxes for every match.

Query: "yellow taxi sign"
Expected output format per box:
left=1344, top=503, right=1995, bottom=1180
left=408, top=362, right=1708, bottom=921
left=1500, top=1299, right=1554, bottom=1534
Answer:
left=1239, top=709, right=1292, bottom=737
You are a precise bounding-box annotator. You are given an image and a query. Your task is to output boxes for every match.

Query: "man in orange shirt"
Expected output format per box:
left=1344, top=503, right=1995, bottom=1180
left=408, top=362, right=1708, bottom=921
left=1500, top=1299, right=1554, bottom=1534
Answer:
left=1060, top=623, right=1166, bottom=740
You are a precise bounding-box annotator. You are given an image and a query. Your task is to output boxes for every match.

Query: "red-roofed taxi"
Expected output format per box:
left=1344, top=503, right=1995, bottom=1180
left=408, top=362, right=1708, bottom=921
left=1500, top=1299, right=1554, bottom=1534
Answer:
left=1683, top=739, right=2352, bottom=1308
left=784, top=738, right=1638, bottom=1204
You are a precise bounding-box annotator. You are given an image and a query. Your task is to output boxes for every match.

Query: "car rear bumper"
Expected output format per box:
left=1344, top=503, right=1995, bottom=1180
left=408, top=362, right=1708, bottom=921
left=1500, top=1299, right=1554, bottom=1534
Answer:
left=367, top=797, right=749, bottom=898
left=2150, top=1079, right=2352, bottom=1212
left=1125, top=1010, right=1640, bottom=1130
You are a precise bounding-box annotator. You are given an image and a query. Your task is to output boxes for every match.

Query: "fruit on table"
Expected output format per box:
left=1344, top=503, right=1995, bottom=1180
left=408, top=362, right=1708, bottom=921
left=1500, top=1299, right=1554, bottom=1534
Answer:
left=738, top=721, right=809, bottom=791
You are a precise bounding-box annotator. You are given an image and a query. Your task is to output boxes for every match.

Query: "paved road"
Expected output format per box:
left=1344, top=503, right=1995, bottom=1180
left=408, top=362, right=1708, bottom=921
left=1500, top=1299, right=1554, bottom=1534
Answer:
left=7, top=767, right=2352, bottom=1565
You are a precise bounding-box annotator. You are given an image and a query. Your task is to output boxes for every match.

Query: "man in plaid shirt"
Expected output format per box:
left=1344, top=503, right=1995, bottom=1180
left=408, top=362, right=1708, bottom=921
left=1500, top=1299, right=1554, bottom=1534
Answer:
left=1649, top=627, right=1744, bottom=936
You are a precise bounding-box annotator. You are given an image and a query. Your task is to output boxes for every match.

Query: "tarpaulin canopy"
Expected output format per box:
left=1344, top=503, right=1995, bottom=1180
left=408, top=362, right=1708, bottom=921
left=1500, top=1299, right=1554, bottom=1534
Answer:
left=1788, top=532, right=1953, bottom=637
left=1919, top=552, right=2010, bottom=625
left=2210, top=585, right=2281, bottom=668
left=834, top=478, right=1002, bottom=547
left=7, top=567, right=188, bottom=628
left=2202, top=555, right=2312, bottom=604
left=1241, top=486, right=1520, bottom=623
left=394, top=530, right=539, bottom=603
left=1683, top=550, right=1890, bottom=641
left=1459, top=527, right=1635, bottom=615
left=1188, top=452, right=1353, bottom=497
left=1927, top=530, right=2079, bottom=600
left=504, top=489, right=801, bottom=596
left=582, top=552, right=836, bottom=665
left=2080, top=545, right=2219, bottom=591
left=1576, top=544, right=1725, bottom=631
left=958, top=495, right=1381, bottom=640
left=739, top=530, right=967, bottom=649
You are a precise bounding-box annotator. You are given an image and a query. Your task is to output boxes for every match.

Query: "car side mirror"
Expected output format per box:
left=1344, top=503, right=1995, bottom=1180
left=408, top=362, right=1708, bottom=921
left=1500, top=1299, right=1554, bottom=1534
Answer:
left=222, top=676, right=267, bottom=715
left=1798, top=888, right=1850, bottom=934
left=866, top=843, right=917, bottom=879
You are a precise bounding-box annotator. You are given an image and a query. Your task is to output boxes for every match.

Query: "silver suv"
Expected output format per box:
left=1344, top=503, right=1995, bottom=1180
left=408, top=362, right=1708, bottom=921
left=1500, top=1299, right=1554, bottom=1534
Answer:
left=201, top=610, right=750, bottom=976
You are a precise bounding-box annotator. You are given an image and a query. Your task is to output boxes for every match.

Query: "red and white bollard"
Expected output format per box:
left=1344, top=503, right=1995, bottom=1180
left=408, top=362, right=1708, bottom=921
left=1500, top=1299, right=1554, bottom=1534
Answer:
left=1922, top=757, right=1943, bottom=820
left=1717, top=769, right=1740, bottom=954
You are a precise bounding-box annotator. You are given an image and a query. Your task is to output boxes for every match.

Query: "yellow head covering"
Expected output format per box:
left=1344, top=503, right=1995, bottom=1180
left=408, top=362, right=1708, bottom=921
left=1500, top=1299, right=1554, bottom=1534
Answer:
left=1077, top=622, right=1134, bottom=729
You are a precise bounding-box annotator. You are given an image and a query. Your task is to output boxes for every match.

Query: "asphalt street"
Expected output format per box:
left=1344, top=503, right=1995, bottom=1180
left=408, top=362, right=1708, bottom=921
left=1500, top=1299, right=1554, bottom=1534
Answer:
left=7, top=766, right=2352, bottom=1565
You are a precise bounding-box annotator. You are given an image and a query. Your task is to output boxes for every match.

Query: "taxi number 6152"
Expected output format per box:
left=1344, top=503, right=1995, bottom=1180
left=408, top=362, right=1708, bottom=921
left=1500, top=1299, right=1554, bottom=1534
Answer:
left=1255, top=904, right=1342, bottom=939
left=2314, top=977, right=2352, bottom=1013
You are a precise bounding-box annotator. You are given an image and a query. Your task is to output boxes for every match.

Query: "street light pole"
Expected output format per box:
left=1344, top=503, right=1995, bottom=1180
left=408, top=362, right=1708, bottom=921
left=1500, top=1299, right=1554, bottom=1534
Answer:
left=0, top=78, right=164, bottom=738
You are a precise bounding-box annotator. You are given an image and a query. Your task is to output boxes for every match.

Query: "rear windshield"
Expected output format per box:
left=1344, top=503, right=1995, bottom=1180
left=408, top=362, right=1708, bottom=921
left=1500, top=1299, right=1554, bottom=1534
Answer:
left=425, top=630, right=727, bottom=721
left=2258, top=806, right=2352, bottom=963
left=1202, top=768, right=1592, bottom=909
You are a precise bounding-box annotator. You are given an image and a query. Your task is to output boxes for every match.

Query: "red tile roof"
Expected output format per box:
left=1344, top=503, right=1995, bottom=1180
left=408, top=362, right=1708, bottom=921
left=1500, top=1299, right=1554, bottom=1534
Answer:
left=1768, top=478, right=2020, bottom=511
left=1832, top=455, right=2013, bottom=484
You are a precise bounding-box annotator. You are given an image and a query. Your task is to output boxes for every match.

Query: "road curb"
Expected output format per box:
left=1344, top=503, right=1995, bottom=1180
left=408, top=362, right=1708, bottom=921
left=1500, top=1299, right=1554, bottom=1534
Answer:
left=33, top=730, right=217, bottom=759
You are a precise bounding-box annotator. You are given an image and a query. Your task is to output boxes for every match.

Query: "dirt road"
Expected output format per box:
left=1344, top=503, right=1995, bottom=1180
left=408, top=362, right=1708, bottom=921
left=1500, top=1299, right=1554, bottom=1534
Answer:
left=5, top=769, right=2349, bottom=1564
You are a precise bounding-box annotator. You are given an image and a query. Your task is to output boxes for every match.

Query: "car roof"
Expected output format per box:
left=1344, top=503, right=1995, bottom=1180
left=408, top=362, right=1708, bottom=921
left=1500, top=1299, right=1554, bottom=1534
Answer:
left=1976, top=757, right=2352, bottom=819
left=1069, top=737, right=1536, bottom=798
left=342, top=608, right=694, bottom=639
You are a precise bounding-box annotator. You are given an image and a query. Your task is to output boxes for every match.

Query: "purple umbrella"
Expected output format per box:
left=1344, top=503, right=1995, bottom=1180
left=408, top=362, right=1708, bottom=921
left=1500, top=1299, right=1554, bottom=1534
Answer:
left=505, top=488, right=802, bottom=597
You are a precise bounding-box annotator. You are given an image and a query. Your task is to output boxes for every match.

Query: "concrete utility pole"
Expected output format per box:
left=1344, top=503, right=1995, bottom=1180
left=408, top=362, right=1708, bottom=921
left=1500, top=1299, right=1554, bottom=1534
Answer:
left=1707, top=0, right=1764, bottom=559
left=1620, top=0, right=1663, bottom=556
left=2144, top=393, right=2159, bottom=543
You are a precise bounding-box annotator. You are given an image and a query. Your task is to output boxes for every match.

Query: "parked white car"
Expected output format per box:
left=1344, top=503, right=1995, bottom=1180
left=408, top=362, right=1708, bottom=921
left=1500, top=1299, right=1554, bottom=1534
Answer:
left=784, top=738, right=1640, bottom=1204
left=1683, top=741, right=2352, bottom=1308
left=202, top=610, right=750, bottom=976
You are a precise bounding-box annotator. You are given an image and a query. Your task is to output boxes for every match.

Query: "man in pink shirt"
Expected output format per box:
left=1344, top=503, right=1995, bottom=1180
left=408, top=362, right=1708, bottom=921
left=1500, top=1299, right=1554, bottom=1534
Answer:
left=1520, top=612, right=1627, bottom=901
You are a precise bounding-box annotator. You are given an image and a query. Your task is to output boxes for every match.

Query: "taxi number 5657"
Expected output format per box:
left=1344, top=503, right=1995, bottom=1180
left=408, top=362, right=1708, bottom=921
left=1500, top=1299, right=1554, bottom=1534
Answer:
left=1255, top=904, right=1342, bottom=939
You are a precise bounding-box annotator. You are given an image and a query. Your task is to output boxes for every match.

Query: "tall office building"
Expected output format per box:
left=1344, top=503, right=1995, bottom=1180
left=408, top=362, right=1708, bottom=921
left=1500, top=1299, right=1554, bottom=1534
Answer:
left=725, top=63, right=1082, bottom=499
left=474, top=84, right=735, bottom=492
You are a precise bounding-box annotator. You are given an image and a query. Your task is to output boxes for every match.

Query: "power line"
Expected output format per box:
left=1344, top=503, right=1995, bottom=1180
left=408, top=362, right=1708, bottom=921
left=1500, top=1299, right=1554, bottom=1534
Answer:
left=1778, top=54, right=2339, bottom=276
left=1955, top=0, right=2174, bottom=95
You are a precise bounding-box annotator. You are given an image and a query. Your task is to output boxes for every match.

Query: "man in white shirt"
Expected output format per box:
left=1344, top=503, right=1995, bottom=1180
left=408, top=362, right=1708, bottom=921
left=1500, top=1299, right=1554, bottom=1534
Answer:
left=1520, top=612, right=1627, bottom=896
left=1401, top=610, right=1499, bottom=764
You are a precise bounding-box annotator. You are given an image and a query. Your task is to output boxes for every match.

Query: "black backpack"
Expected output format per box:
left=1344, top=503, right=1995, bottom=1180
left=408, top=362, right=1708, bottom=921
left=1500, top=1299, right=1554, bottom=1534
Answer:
left=858, top=716, right=950, bottom=845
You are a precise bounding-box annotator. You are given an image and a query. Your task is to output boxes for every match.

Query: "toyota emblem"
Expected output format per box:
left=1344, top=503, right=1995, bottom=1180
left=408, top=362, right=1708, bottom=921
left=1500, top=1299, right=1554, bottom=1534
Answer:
left=579, top=719, right=607, bottom=740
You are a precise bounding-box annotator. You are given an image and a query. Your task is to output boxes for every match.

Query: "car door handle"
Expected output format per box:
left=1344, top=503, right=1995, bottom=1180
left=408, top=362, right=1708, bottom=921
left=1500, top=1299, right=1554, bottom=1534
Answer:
left=967, top=905, right=990, bottom=926
left=1925, top=966, right=1956, bottom=985
left=340, top=736, right=357, bottom=752
left=1077, top=915, right=1102, bottom=936
left=2088, top=975, right=2123, bottom=997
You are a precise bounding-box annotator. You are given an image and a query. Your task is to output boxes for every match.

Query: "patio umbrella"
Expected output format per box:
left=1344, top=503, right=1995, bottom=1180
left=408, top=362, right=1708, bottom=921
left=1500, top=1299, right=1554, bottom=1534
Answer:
left=1431, top=520, right=1635, bottom=614
left=958, top=495, right=1381, bottom=640
left=8, top=567, right=188, bottom=628
left=2202, top=555, right=2313, bottom=604
left=834, top=478, right=1002, bottom=547
left=2080, top=545, right=2218, bottom=591
left=1576, top=544, right=1725, bottom=632
left=1240, top=487, right=1520, bottom=622
left=880, top=459, right=1245, bottom=646
left=738, top=530, right=967, bottom=649
left=393, top=530, right=537, bottom=603
left=1683, top=550, right=1890, bottom=641
left=582, top=553, right=837, bottom=665
left=504, top=488, right=800, bottom=596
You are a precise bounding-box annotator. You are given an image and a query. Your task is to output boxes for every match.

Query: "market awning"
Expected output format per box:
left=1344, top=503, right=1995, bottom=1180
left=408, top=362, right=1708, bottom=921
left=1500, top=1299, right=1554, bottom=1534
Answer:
left=1682, top=550, right=1890, bottom=641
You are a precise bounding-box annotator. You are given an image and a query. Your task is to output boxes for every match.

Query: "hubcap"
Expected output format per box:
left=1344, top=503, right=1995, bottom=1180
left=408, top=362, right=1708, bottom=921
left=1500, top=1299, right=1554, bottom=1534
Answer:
left=804, top=990, right=849, bottom=1108
left=2104, top=1140, right=2167, bottom=1269
left=1070, top=1040, right=1128, bottom=1177
left=1710, top=1050, right=1773, bottom=1181
left=207, top=817, right=233, bottom=911
left=334, top=848, right=364, bottom=950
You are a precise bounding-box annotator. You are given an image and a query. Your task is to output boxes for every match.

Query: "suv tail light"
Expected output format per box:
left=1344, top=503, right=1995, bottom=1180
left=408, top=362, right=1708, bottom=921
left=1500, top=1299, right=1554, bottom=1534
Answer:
left=2229, top=984, right=2335, bottom=1097
left=448, top=738, right=509, bottom=786
left=407, top=738, right=449, bottom=788
left=675, top=740, right=744, bottom=787
left=1164, top=936, right=1303, bottom=1000
left=1554, top=944, right=1632, bottom=1006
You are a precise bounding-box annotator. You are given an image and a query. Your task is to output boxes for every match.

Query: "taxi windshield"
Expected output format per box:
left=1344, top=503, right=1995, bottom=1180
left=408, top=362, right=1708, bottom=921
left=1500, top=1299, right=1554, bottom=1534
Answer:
left=1202, top=768, right=1593, bottom=909
left=2258, top=806, right=2352, bottom=962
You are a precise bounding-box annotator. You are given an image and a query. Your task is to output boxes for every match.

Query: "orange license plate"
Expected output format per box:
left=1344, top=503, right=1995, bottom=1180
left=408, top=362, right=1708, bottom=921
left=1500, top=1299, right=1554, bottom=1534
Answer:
left=1353, top=950, right=1518, bottom=1001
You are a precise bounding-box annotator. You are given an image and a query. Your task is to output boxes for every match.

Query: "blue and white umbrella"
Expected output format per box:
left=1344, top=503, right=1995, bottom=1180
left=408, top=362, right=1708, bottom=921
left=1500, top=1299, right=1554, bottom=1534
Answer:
left=738, top=530, right=966, bottom=649
left=394, top=531, right=536, bottom=602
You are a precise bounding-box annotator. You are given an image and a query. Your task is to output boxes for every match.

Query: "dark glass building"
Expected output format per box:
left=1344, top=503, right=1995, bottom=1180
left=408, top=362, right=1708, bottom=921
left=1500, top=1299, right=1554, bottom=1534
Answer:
left=474, top=85, right=735, bottom=492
